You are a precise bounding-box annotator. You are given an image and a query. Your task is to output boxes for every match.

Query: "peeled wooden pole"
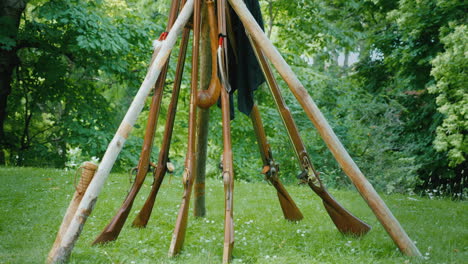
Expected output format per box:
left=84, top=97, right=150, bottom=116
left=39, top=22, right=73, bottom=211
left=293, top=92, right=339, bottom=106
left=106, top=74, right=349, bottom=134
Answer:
left=47, top=2, right=194, bottom=263
left=47, top=162, right=97, bottom=263
left=228, top=0, right=421, bottom=257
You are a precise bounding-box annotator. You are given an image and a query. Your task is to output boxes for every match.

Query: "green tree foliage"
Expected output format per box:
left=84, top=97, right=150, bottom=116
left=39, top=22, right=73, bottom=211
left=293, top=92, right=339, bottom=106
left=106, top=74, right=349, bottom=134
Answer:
left=1, top=0, right=163, bottom=167
left=252, top=0, right=423, bottom=193
left=254, top=0, right=466, bottom=196
left=1, top=0, right=465, bottom=197
left=354, top=0, right=466, bottom=195
left=428, top=23, right=467, bottom=167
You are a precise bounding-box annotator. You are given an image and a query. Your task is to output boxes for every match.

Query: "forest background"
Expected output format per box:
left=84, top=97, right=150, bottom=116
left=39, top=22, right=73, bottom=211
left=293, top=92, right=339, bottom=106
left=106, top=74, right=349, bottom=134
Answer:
left=0, top=0, right=466, bottom=198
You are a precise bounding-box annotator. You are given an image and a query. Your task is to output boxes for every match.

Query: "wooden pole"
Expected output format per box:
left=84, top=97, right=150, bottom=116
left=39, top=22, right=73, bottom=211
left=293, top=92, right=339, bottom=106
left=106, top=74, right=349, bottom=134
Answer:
left=194, top=0, right=210, bottom=218
left=47, top=1, right=195, bottom=263
left=227, top=0, right=421, bottom=257
left=47, top=162, right=97, bottom=263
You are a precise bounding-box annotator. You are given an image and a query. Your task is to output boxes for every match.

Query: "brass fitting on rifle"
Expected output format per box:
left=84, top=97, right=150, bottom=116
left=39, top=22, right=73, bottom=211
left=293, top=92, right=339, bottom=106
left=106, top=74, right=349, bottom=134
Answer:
left=297, top=155, right=320, bottom=187
left=261, top=159, right=279, bottom=182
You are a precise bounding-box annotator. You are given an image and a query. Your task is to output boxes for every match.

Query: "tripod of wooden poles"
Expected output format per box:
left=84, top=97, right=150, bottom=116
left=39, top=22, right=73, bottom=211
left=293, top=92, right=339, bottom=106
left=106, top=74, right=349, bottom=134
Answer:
left=47, top=0, right=421, bottom=263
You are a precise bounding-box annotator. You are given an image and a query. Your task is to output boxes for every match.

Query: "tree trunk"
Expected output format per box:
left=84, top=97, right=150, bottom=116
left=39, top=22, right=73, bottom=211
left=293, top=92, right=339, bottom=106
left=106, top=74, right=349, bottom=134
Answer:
left=0, top=0, right=27, bottom=164
left=193, top=1, right=210, bottom=217
left=343, top=49, right=349, bottom=68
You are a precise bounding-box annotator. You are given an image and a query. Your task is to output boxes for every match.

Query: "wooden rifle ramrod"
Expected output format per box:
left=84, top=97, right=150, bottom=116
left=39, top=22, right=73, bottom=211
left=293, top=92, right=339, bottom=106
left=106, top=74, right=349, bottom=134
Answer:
left=229, top=0, right=421, bottom=256
left=92, top=0, right=182, bottom=244
left=46, top=1, right=195, bottom=262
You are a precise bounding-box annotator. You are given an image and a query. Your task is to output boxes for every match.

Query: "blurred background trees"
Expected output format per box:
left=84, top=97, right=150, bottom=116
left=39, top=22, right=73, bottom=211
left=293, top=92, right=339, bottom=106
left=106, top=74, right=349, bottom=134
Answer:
left=0, top=0, right=466, bottom=197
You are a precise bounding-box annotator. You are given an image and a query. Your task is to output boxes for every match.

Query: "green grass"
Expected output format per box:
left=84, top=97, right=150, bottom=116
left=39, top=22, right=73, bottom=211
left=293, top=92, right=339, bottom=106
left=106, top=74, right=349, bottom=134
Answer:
left=0, top=167, right=466, bottom=264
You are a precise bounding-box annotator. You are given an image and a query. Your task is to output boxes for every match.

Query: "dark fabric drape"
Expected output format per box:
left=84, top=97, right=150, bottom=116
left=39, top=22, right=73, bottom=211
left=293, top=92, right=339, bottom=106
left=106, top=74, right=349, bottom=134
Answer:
left=226, top=0, right=265, bottom=118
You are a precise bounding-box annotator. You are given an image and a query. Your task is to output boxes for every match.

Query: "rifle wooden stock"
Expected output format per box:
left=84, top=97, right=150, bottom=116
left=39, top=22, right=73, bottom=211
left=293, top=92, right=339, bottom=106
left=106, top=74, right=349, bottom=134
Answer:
left=221, top=84, right=234, bottom=264
left=306, top=180, right=371, bottom=235
left=132, top=26, right=191, bottom=228
left=248, top=36, right=370, bottom=236
left=197, top=0, right=221, bottom=108
left=91, top=0, right=182, bottom=244
left=216, top=1, right=234, bottom=261
left=231, top=0, right=421, bottom=256
left=168, top=0, right=201, bottom=257
left=250, top=105, right=303, bottom=221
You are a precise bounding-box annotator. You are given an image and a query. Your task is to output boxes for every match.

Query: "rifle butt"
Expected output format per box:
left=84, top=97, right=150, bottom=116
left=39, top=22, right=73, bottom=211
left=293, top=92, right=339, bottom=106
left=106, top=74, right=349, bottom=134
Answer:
left=92, top=171, right=150, bottom=243
left=309, top=182, right=371, bottom=236
left=222, top=174, right=234, bottom=264
left=270, top=178, right=303, bottom=221
left=222, top=220, right=234, bottom=264
left=131, top=194, right=156, bottom=228
left=168, top=184, right=192, bottom=257
left=92, top=205, right=132, bottom=244
left=131, top=173, right=164, bottom=228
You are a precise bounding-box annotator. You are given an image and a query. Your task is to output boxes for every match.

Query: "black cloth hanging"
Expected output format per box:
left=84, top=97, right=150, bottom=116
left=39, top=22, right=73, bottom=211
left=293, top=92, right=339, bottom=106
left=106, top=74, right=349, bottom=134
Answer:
left=226, top=0, right=265, bottom=118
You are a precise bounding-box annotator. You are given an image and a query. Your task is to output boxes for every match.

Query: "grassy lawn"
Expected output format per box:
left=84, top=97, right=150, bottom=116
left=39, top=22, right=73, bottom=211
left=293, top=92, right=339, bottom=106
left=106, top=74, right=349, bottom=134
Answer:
left=0, top=166, right=466, bottom=263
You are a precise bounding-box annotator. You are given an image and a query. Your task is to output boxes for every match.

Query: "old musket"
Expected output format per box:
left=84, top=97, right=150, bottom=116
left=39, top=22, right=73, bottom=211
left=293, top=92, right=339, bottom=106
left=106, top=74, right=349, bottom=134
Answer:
left=231, top=0, right=421, bottom=256
left=196, top=0, right=221, bottom=108
left=219, top=56, right=234, bottom=264
left=132, top=25, right=191, bottom=228
left=217, top=0, right=235, bottom=262
left=92, top=0, right=182, bottom=244
left=248, top=36, right=371, bottom=236
left=168, top=0, right=201, bottom=256
left=250, top=105, right=304, bottom=221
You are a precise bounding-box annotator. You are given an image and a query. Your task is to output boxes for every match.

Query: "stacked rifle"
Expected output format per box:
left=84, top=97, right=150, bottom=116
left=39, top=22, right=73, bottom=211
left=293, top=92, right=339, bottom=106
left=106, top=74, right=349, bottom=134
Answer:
left=47, top=0, right=421, bottom=263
